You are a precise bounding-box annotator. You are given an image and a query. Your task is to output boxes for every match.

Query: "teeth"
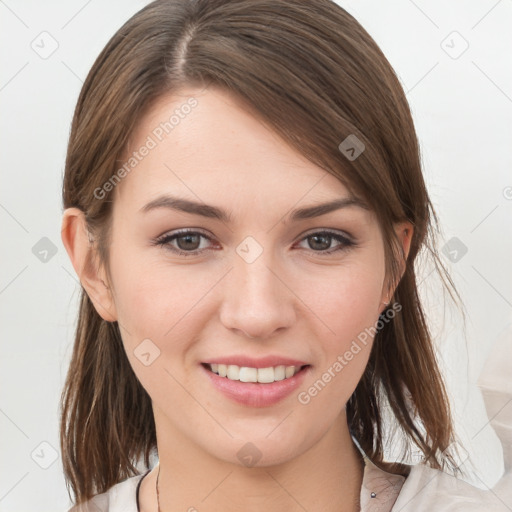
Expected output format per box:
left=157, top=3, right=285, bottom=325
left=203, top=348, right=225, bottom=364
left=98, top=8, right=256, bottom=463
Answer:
left=239, top=366, right=258, bottom=383
left=208, top=364, right=301, bottom=383
left=227, top=365, right=239, bottom=380
left=257, top=366, right=276, bottom=383
left=285, top=366, right=295, bottom=378
left=274, top=365, right=286, bottom=381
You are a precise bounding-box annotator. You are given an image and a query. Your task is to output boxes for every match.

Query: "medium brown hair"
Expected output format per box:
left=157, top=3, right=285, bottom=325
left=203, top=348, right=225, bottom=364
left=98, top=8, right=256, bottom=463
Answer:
left=61, top=0, right=460, bottom=504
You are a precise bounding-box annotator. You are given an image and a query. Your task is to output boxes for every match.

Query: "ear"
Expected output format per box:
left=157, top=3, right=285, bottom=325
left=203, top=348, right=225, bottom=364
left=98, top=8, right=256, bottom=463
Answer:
left=61, top=208, right=118, bottom=322
left=395, top=221, right=413, bottom=264
left=380, top=221, right=414, bottom=313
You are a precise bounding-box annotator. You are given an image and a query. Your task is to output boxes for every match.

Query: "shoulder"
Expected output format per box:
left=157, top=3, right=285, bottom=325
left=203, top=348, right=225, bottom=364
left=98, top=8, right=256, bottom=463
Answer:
left=68, top=473, right=145, bottom=512
left=360, top=457, right=512, bottom=511
left=392, top=463, right=511, bottom=511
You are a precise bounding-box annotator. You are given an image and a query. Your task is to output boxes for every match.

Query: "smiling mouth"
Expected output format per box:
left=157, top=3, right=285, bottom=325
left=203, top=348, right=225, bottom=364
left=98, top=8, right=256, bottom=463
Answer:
left=203, top=363, right=309, bottom=383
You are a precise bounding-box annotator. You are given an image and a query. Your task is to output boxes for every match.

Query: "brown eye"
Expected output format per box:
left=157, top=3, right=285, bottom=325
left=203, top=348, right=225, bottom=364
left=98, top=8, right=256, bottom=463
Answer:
left=175, top=233, right=201, bottom=251
left=297, top=230, right=354, bottom=255
left=153, top=229, right=215, bottom=257
left=307, top=233, right=333, bottom=251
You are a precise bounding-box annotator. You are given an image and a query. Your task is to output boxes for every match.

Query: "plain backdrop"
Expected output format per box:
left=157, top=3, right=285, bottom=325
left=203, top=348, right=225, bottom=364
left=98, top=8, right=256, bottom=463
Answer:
left=1, top=0, right=511, bottom=510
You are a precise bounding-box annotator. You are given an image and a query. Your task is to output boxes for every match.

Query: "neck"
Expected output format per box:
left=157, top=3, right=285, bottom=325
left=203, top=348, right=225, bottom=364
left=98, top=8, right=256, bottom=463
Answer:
left=140, top=410, right=363, bottom=512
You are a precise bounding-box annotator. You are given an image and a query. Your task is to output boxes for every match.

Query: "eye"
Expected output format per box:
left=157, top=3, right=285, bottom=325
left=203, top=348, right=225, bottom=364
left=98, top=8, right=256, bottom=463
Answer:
left=152, top=229, right=216, bottom=257
left=152, top=228, right=355, bottom=258
left=296, top=230, right=355, bottom=255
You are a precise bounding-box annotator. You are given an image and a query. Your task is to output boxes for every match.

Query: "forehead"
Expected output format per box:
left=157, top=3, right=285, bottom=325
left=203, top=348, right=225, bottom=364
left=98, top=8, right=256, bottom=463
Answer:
left=114, top=86, right=353, bottom=212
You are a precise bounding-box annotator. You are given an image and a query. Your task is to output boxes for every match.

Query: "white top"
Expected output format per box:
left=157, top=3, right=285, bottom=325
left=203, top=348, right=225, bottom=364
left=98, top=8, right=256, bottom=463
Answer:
left=70, top=329, right=512, bottom=511
left=70, top=458, right=512, bottom=512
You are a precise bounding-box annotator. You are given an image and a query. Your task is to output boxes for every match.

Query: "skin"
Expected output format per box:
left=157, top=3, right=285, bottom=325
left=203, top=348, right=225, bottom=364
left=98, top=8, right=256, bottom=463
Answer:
left=62, top=86, right=412, bottom=512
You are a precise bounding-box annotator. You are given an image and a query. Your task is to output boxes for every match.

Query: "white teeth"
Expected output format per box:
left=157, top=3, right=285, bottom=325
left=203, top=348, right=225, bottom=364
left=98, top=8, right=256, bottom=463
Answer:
left=285, top=366, right=295, bottom=378
left=239, top=367, right=258, bottom=383
left=227, top=365, right=239, bottom=380
left=208, top=363, right=302, bottom=383
left=257, top=367, right=275, bottom=383
left=273, top=365, right=286, bottom=381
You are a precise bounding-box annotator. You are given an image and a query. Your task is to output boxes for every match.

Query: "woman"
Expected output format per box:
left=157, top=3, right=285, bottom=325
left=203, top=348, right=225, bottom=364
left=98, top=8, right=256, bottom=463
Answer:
left=59, top=0, right=511, bottom=510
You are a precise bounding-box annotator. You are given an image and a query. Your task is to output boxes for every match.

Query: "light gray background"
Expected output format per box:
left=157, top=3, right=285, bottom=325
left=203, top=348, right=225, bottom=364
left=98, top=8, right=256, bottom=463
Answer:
left=1, top=0, right=511, bottom=510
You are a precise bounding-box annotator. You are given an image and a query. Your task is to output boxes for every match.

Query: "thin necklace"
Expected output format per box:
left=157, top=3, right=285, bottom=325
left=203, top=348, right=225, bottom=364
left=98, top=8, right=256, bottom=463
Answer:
left=156, top=463, right=161, bottom=512
left=156, top=457, right=369, bottom=511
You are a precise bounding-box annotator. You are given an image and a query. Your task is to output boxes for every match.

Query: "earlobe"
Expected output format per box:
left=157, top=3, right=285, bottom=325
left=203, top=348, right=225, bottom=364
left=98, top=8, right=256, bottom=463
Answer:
left=61, top=208, right=117, bottom=322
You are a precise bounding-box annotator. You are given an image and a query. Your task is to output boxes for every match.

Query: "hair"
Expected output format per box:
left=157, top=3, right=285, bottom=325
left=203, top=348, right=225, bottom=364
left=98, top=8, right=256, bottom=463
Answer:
left=60, top=0, right=462, bottom=504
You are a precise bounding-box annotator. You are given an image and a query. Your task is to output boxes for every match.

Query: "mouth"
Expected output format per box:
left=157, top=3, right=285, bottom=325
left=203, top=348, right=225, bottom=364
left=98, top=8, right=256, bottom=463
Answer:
left=200, top=360, right=311, bottom=407
left=202, top=363, right=309, bottom=383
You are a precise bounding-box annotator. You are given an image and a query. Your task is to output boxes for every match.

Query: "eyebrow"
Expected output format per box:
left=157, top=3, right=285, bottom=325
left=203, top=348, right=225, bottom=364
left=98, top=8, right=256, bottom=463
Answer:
left=139, top=194, right=368, bottom=223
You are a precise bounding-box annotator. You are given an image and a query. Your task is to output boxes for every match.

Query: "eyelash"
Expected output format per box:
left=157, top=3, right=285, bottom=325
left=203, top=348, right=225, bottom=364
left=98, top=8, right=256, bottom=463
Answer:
left=152, top=228, right=356, bottom=258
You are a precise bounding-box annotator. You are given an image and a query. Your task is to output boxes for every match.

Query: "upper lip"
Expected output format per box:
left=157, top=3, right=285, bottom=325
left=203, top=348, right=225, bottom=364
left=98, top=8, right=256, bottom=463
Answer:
left=202, top=355, right=309, bottom=369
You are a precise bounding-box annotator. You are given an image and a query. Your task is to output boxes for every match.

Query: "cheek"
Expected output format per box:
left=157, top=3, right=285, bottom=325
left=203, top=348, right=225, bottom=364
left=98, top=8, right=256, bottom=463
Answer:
left=109, top=242, right=171, bottom=321
left=108, top=253, right=207, bottom=398
left=109, top=246, right=220, bottom=352
left=295, top=259, right=385, bottom=402
left=306, top=261, right=385, bottom=343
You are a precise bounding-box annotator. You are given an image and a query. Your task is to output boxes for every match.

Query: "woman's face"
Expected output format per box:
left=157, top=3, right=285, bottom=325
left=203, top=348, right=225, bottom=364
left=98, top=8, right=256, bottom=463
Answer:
left=102, top=86, right=396, bottom=466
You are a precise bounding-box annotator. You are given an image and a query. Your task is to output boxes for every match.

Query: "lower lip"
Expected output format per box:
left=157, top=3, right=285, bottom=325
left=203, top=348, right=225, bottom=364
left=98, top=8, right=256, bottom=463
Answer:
left=201, top=364, right=311, bottom=407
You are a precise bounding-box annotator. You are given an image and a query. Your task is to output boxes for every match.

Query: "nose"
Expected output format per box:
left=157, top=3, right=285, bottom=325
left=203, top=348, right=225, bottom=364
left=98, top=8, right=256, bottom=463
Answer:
left=218, top=247, right=296, bottom=340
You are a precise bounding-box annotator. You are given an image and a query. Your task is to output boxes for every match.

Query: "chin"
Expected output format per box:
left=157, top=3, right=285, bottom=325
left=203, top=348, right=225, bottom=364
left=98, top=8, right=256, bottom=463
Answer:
left=199, top=425, right=319, bottom=469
